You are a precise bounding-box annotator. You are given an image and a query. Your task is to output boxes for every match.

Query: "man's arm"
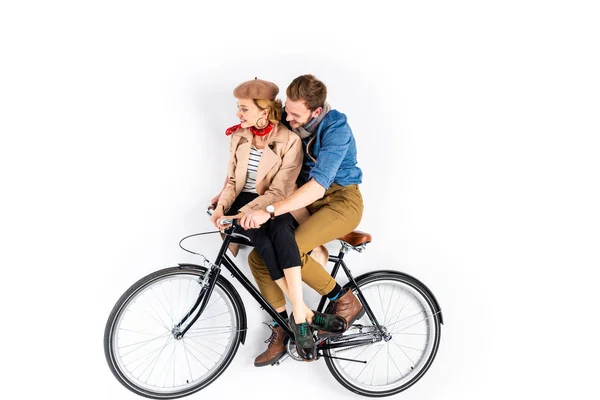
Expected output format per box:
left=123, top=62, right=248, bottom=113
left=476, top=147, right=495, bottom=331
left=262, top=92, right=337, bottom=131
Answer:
left=271, top=179, right=325, bottom=216
left=238, top=179, right=325, bottom=229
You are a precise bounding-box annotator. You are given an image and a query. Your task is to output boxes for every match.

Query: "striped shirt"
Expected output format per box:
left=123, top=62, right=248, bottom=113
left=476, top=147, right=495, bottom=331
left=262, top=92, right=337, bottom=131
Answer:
left=242, top=146, right=263, bottom=193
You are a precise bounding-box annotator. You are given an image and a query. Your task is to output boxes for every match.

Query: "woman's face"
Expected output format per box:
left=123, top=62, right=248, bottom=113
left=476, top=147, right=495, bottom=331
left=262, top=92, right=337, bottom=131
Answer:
left=236, top=98, right=267, bottom=129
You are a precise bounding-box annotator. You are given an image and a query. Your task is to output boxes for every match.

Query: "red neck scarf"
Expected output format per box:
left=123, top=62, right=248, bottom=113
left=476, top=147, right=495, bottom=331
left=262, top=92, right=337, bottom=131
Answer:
left=225, top=122, right=274, bottom=137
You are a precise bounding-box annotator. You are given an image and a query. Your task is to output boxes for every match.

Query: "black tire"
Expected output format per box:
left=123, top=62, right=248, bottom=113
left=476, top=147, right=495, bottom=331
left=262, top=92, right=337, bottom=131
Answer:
left=324, top=272, right=442, bottom=397
left=104, top=266, right=244, bottom=399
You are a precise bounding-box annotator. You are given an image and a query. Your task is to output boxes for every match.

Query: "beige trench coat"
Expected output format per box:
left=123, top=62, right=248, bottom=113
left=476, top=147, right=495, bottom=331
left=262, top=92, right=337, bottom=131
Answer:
left=217, top=123, right=310, bottom=224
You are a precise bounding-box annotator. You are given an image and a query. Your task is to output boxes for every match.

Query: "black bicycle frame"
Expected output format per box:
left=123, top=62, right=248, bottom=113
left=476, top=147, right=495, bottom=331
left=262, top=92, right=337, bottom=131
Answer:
left=316, top=251, right=385, bottom=334
left=175, top=224, right=295, bottom=339
left=176, top=222, right=386, bottom=348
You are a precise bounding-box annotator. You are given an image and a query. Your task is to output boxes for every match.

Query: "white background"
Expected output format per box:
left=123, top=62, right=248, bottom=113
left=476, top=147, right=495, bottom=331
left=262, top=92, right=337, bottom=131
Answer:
left=1, top=1, right=599, bottom=399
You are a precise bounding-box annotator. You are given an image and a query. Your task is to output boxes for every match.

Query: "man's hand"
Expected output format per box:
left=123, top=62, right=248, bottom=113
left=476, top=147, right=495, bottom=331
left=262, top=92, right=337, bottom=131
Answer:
left=239, top=209, right=270, bottom=229
left=217, top=212, right=244, bottom=230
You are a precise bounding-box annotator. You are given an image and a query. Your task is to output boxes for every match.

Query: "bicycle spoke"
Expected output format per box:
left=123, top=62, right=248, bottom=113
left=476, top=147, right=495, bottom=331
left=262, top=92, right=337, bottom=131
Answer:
left=182, top=338, right=213, bottom=371
left=186, top=327, right=237, bottom=335
left=124, top=336, right=173, bottom=371
left=392, top=312, right=439, bottom=334
left=118, top=327, right=169, bottom=336
left=384, top=286, right=395, bottom=323
left=202, top=337, right=228, bottom=348
left=370, top=356, right=377, bottom=385
left=356, top=345, right=385, bottom=382
left=153, top=285, right=174, bottom=327
left=183, top=339, right=194, bottom=385
left=183, top=338, right=220, bottom=365
left=196, top=310, right=232, bottom=323
left=186, top=336, right=225, bottom=358
left=176, top=279, right=182, bottom=325
left=157, top=344, right=177, bottom=387
left=391, top=338, right=416, bottom=367
left=119, top=333, right=171, bottom=354
left=393, top=343, right=425, bottom=352
left=389, top=295, right=414, bottom=331
left=141, top=302, right=171, bottom=332
left=384, top=287, right=404, bottom=325
left=163, top=281, right=174, bottom=327
left=377, top=286, right=386, bottom=322
left=387, top=342, right=390, bottom=385
left=388, top=345, right=405, bottom=378
left=134, top=337, right=172, bottom=380
left=385, top=309, right=426, bottom=330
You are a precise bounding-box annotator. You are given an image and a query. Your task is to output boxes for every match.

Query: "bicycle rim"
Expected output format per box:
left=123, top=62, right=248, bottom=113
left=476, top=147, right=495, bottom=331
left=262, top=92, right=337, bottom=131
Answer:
left=325, top=277, right=441, bottom=396
left=106, top=271, right=240, bottom=398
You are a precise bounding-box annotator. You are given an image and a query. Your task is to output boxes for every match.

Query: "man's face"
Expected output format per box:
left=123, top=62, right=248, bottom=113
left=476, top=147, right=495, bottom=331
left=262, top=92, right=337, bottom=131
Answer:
left=285, top=99, right=319, bottom=129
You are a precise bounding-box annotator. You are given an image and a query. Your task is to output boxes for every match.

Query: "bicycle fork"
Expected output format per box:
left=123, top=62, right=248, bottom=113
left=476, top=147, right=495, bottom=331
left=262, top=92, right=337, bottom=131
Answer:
left=172, top=263, right=221, bottom=340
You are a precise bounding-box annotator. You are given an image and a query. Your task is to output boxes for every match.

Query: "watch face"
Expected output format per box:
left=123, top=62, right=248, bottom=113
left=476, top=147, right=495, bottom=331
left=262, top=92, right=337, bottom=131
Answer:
left=266, top=205, right=275, bottom=212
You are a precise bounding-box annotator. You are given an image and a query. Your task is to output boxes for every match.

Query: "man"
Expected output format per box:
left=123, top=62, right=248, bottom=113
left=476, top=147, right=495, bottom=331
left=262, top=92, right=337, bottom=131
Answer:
left=240, top=74, right=365, bottom=367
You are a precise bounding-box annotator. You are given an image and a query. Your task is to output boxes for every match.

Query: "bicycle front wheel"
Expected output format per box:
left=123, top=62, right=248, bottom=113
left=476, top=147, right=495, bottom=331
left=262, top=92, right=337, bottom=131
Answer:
left=324, top=272, right=442, bottom=397
left=104, top=266, right=243, bottom=399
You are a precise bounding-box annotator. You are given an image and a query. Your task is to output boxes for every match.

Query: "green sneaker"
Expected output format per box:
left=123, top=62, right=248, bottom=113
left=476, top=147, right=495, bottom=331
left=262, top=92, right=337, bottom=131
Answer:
left=288, top=312, right=316, bottom=361
left=309, top=310, right=347, bottom=333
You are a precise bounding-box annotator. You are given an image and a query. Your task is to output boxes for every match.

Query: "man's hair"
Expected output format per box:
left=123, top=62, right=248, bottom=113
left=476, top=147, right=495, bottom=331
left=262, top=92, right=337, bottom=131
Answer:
left=286, top=74, right=327, bottom=111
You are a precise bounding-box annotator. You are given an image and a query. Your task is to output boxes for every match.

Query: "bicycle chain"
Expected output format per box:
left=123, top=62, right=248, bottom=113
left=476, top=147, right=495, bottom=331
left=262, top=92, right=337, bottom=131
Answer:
left=326, top=335, right=380, bottom=354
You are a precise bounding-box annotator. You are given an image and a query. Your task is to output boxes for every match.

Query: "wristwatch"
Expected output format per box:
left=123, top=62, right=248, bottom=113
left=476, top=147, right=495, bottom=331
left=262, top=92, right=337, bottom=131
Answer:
left=266, top=204, right=275, bottom=220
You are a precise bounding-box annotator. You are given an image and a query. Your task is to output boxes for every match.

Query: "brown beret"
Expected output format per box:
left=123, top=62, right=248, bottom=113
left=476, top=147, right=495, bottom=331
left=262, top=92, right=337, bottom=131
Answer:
left=233, top=77, right=279, bottom=101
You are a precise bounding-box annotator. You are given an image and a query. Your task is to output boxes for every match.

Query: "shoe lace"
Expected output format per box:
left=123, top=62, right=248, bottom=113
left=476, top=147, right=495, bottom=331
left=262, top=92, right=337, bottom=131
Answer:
left=263, top=322, right=278, bottom=347
left=298, top=322, right=309, bottom=336
left=313, top=314, right=326, bottom=326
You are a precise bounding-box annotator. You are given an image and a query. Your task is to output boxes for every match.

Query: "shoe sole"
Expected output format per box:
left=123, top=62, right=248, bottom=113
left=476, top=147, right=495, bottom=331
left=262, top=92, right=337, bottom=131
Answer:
left=253, top=351, right=286, bottom=367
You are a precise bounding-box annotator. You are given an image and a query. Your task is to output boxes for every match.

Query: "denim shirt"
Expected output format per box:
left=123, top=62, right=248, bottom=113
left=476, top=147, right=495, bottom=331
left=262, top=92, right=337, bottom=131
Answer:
left=285, top=109, right=362, bottom=189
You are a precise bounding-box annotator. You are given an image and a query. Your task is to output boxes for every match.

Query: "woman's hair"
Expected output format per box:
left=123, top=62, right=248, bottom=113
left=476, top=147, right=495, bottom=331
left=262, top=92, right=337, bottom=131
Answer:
left=254, top=98, right=283, bottom=124
left=286, top=74, right=327, bottom=111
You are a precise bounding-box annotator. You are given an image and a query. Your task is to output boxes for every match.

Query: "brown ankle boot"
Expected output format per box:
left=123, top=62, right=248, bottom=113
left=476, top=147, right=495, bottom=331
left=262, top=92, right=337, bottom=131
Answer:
left=318, top=289, right=365, bottom=336
left=254, top=324, right=287, bottom=367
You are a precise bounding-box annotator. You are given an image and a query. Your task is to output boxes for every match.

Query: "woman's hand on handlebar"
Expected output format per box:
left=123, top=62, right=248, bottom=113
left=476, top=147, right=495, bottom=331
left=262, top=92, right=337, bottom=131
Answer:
left=209, top=205, right=225, bottom=228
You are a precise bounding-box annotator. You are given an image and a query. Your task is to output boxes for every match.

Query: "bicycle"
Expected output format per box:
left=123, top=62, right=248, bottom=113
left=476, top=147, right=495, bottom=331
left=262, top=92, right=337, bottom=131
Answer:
left=104, top=212, right=444, bottom=398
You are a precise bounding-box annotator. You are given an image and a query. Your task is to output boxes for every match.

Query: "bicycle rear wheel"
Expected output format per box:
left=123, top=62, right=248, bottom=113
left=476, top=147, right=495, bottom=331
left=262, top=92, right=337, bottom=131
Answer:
left=324, top=272, right=442, bottom=397
left=104, top=266, right=243, bottom=399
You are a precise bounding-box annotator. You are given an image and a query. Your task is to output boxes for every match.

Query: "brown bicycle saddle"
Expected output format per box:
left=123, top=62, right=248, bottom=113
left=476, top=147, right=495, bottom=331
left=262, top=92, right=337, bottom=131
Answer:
left=337, top=230, right=372, bottom=247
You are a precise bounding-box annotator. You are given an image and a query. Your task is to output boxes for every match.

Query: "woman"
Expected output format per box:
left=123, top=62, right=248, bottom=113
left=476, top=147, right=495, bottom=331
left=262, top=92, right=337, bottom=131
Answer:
left=209, top=78, right=345, bottom=361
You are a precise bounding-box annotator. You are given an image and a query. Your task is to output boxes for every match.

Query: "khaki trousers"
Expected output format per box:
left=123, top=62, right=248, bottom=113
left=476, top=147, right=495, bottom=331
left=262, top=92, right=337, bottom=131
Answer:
left=248, top=184, right=364, bottom=308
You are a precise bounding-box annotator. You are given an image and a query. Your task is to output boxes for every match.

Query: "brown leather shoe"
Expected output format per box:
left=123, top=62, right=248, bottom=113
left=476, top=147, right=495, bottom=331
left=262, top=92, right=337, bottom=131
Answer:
left=254, top=324, right=288, bottom=367
left=318, top=288, right=365, bottom=336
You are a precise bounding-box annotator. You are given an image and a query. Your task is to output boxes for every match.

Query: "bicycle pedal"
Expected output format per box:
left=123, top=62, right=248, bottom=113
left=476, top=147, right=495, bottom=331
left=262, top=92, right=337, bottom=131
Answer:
left=274, top=354, right=289, bottom=366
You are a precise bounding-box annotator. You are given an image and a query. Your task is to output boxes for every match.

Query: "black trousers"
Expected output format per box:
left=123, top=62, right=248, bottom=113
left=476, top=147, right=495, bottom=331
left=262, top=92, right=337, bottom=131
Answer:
left=228, top=192, right=301, bottom=281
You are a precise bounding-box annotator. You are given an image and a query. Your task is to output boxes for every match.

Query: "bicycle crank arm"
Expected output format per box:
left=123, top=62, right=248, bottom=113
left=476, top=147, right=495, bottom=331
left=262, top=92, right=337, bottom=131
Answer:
left=274, top=353, right=290, bottom=366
